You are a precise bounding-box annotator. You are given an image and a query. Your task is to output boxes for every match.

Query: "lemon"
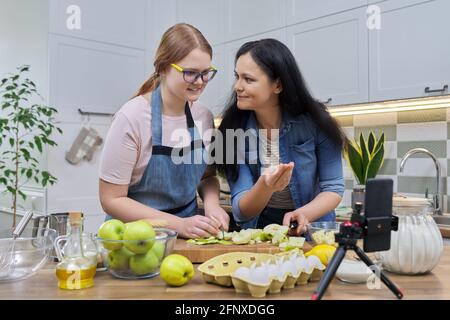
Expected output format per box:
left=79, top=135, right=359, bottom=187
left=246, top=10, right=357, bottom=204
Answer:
left=305, top=244, right=336, bottom=266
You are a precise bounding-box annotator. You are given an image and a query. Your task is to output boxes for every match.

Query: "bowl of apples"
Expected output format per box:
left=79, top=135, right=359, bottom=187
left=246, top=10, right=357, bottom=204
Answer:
left=96, top=219, right=177, bottom=279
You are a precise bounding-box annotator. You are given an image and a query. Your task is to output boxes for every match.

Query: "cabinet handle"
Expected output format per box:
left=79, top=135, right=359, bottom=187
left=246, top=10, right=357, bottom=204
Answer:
left=424, top=85, right=448, bottom=94
left=320, top=98, right=332, bottom=104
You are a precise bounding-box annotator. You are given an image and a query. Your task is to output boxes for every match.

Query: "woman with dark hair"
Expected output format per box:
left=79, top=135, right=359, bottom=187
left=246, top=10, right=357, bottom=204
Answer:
left=217, top=38, right=345, bottom=235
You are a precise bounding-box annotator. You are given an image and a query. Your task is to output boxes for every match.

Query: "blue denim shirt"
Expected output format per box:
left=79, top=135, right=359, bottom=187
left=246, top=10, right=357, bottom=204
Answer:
left=227, top=111, right=344, bottom=228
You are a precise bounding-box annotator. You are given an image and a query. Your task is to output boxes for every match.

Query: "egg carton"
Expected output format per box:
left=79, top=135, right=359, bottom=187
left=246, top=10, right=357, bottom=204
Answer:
left=198, top=252, right=276, bottom=287
left=231, top=254, right=326, bottom=298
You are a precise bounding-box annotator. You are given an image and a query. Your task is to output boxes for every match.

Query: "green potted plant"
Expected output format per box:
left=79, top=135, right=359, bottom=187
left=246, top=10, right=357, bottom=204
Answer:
left=0, top=65, right=62, bottom=228
left=344, top=131, right=385, bottom=209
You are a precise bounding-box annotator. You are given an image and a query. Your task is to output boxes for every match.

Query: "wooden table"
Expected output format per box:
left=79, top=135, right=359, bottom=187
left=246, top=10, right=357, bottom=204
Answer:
left=1, top=246, right=449, bottom=300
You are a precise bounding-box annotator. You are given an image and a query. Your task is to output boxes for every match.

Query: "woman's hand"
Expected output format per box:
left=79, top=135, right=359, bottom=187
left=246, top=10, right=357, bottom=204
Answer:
left=260, top=162, right=294, bottom=192
left=204, top=203, right=230, bottom=232
left=283, top=209, right=310, bottom=236
left=176, top=215, right=221, bottom=239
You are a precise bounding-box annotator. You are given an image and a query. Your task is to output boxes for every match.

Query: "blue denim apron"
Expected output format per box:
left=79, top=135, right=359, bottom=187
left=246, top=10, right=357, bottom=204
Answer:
left=107, top=86, right=207, bottom=220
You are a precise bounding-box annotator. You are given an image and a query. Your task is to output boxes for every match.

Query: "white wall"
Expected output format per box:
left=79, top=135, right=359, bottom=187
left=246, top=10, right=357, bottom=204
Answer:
left=0, top=0, right=49, bottom=217
left=45, top=0, right=147, bottom=233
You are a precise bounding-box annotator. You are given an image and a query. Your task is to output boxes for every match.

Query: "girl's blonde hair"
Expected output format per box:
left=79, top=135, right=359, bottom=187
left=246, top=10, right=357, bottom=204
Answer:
left=133, top=23, right=212, bottom=98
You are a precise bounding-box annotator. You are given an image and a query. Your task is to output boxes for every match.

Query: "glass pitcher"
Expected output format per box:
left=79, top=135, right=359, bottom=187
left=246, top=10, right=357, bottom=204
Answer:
left=375, top=196, right=443, bottom=274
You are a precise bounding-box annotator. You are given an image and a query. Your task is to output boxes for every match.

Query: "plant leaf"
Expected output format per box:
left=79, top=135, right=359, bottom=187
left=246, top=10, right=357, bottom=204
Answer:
left=366, top=146, right=385, bottom=180
left=18, top=190, right=27, bottom=201
left=34, top=136, right=42, bottom=153
left=368, top=131, right=376, bottom=155
left=345, top=140, right=365, bottom=184
left=373, top=132, right=385, bottom=155
left=359, top=133, right=370, bottom=182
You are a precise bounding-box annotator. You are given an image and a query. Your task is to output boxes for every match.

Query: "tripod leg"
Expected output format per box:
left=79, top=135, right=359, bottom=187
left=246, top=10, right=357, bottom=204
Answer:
left=311, top=246, right=346, bottom=300
left=354, top=246, right=403, bottom=299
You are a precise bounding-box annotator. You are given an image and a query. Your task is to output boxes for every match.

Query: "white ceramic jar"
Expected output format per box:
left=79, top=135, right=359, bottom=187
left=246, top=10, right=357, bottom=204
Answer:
left=375, top=197, right=443, bottom=274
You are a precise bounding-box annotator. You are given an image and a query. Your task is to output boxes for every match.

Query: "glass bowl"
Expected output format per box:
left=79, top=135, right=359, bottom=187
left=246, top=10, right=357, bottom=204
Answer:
left=0, top=227, right=57, bottom=282
left=96, top=228, right=177, bottom=279
left=308, top=221, right=340, bottom=245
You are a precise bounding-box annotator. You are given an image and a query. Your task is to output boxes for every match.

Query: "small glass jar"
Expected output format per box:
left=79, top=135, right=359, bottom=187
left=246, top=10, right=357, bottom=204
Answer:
left=375, top=197, right=443, bottom=274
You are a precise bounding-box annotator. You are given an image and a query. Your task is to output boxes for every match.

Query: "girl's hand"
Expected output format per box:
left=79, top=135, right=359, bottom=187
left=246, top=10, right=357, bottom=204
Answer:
left=204, top=203, right=230, bottom=232
left=260, top=162, right=294, bottom=193
left=283, top=209, right=310, bottom=236
left=177, top=215, right=221, bottom=239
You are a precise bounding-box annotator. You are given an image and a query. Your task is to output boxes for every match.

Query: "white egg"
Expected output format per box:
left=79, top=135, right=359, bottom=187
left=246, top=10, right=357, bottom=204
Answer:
left=307, top=255, right=326, bottom=270
left=250, top=265, right=270, bottom=285
left=281, top=260, right=298, bottom=277
left=295, top=256, right=310, bottom=273
left=234, top=267, right=250, bottom=280
left=267, top=263, right=278, bottom=277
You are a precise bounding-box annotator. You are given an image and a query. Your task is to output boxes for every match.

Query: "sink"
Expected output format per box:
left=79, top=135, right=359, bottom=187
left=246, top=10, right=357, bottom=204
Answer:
left=432, top=215, right=450, bottom=226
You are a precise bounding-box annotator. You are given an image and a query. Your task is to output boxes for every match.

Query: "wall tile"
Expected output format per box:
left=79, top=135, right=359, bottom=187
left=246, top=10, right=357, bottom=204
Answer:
left=336, top=116, right=353, bottom=127
left=398, top=141, right=447, bottom=159
left=397, top=158, right=447, bottom=177
left=398, top=108, right=446, bottom=123
left=342, top=126, right=354, bottom=140
left=384, top=141, right=397, bottom=159
left=354, top=125, right=396, bottom=141
left=353, top=112, right=397, bottom=126
left=398, top=176, right=446, bottom=195
left=397, top=122, right=447, bottom=141
left=378, top=159, right=397, bottom=175
left=345, top=179, right=354, bottom=190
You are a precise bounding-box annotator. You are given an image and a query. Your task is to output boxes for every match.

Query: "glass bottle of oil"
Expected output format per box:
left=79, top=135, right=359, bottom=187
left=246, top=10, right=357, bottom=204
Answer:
left=55, top=212, right=97, bottom=289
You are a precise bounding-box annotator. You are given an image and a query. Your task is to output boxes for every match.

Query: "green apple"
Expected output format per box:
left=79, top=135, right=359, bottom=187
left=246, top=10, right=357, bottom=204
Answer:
left=123, top=220, right=156, bottom=254
left=160, top=254, right=194, bottom=287
left=98, top=219, right=125, bottom=250
left=129, top=250, right=159, bottom=275
left=107, top=247, right=134, bottom=270
left=151, top=241, right=166, bottom=261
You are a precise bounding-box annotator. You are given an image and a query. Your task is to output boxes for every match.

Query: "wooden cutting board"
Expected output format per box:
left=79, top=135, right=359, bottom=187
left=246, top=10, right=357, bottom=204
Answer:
left=173, top=238, right=312, bottom=263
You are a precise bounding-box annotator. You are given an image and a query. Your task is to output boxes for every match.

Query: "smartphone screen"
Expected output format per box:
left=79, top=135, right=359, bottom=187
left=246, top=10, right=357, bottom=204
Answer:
left=363, top=179, right=393, bottom=252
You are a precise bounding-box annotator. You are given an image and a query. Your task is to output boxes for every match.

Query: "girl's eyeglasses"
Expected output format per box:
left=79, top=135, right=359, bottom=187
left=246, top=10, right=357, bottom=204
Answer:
left=170, top=63, right=218, bottom=84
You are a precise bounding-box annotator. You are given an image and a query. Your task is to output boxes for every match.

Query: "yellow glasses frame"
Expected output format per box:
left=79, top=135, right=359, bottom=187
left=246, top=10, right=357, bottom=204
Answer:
left=170, top=63, right=218, bottom=84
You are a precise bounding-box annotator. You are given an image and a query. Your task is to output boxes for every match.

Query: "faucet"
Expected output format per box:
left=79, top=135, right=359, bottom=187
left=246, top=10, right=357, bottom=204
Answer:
left=399, top=148, right=442, bottom=215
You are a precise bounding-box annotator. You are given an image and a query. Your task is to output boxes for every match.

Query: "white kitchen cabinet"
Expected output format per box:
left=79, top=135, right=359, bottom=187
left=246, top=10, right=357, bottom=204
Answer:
left=145, top=0, right=176, bottom=74
left=225, top=0, right=286, bottom=41
left=48, top=34, right=146, bottom=121
left=286, top=7, right=369, bottom=106
left=286, top=0, right=368, bottom=25
left=175, top=0, right=226, bottom=46
left=49, top=0, right=146, bottom=49
left=198, top=44, right=227, bottom=116
left=369, top=0, right=450, bottom=101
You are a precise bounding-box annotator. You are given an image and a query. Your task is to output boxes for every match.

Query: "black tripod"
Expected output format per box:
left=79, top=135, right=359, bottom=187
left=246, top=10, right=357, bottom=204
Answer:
left=311, top=204, right=404, bottom=300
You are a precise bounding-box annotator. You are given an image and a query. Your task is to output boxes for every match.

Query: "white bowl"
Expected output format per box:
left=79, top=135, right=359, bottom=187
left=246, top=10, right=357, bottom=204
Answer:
left=336, top=259, right=373, bottom=284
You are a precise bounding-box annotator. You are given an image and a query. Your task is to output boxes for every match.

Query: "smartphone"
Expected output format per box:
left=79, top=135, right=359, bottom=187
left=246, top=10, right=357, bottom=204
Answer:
left=363, top=178, right=394, bottom=252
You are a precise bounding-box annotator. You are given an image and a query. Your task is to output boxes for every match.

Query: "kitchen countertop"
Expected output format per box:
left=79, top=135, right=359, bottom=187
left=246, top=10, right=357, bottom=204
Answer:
left=1, top=246, right=449, bottom=300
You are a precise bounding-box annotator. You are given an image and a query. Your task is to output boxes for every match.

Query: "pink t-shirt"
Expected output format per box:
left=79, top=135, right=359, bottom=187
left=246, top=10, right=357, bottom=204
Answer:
left=100, top=95, right=214, bottom=186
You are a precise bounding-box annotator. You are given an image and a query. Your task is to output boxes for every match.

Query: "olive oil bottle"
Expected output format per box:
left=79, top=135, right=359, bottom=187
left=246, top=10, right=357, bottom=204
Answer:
left=55, top=212, right=97, bottom=289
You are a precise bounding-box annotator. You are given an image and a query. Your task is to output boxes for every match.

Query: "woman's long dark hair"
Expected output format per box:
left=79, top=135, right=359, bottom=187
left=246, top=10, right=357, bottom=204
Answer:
left=216, top=38, right=346, bottom=181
